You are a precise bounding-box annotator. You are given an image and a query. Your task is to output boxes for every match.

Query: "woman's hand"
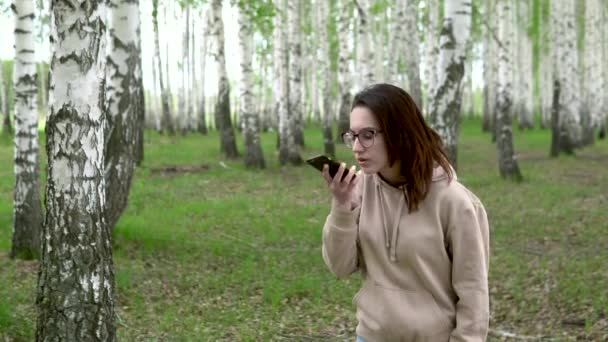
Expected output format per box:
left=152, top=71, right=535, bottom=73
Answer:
left=322, top=162, right=359, bottom=211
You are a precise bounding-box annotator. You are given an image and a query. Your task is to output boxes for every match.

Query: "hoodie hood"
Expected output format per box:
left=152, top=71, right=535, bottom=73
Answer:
left=373, top=164, right=456, bottom=262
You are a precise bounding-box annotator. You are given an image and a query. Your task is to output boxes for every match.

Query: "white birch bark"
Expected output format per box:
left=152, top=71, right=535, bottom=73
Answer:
left=388, top=0, right=403, bottom=86
left=515, top=0, right=533, bottom=129
left=153, top=0, right=174, bottom=134
left=238, top=4, right=265, bottom=168
left=424, top=0, right=439, bottom=115
left=104, top=0, right=140, bottom=231
left=177, top=4, right=188, bottom=133
left=404, top=0, right=422, bottom=110
left=539, top=7, right=552, bottom=129
left=11, top=0, right=43, bottom=259
left=551, top=0, right=582, bottom=151
left=584, top=0, right=603, bottom=132
left=481, top=0, right=495, bottom=132
left=211, top=0, right=238, bottom=157
left=496, top=0, right=522, bottom=180
left=275, top=0, right=301, bottom=165
left=337, top=0, right=353, bottom=137
left=188, top=7, right=195, bottom=131
left=272, top=0, right=282, bottom=131
left=318, top=0, right=335, bottom=158
left=37, top=0, right=115, bottom=339
left=0, top=59, right=8, bottom=133
left=198, top=7, right=209, bottom=134
left=428, top=0, right=471, bottom=170
left=288, top=0, right=305, bottom=147
left=355, top=0, right=374, bottom=87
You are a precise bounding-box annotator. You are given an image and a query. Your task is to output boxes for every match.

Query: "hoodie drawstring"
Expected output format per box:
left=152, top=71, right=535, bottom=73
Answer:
left=377, top=183, right=407, bottom=262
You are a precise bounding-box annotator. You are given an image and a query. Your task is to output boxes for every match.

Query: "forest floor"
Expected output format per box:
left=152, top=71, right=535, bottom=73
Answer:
left=1, top=118, right=607, bottom=341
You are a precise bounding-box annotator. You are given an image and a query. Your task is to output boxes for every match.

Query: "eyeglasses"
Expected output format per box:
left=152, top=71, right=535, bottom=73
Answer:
left=341, top=128, right=383, bottom=148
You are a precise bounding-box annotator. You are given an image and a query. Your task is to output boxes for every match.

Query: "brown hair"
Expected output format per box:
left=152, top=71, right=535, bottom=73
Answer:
left=351, top=83, right=453, bottom=212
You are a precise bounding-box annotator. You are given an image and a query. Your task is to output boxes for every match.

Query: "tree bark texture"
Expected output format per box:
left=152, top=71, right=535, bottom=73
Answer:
left=428, top=0, right=472, bottom=171
left=238, top=5, right=265, bottom=169
left=211, top=0, right=238, bottom=158
left=37, top=0, right=115, bottom=340
left=11, top=0, right=43, bottom=259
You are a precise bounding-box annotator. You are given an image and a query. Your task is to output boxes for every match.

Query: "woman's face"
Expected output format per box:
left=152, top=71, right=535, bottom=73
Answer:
left=349, top=106, right=391, bottom=175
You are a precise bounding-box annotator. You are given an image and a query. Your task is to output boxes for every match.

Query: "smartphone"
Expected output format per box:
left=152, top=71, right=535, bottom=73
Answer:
left=306, top=155, right=355, bottom=181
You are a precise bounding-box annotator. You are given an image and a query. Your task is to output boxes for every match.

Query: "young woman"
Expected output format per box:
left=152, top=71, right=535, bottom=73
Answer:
left=321, top=84, right=490, bottom=341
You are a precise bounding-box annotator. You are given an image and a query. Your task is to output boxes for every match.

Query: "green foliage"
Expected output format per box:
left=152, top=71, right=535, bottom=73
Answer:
left=368, top=0, right=390, bottom=16
left=237, top=0, right=275, bottom=38
left=1, top=120, right=607, bottom=339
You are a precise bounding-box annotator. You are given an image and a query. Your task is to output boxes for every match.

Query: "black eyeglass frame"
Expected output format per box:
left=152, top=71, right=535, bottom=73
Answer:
left=341, top=128, right=383, bottom=148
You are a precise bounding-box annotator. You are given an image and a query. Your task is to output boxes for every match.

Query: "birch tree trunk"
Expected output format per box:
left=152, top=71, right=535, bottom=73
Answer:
left=584, top=0, right=602, bottom=140
left=1, top=59, right=13, bottom=135
left=288, top=0, right=304, bottom=147
left=428, top=0, right=471, bottom=170
left=355, top=0, right=374, bottom=87
left=404, top=0, right=422, bottom=110
left=153, top=0, right=174, bottom=135
left=238, top=5, right=265, bottom=169
left=276, top=0, right=301, bottom=165
left=482, top=0, right=496, bottom=133
left=551, top=0, right=582, bottom=154
left=104, top=0, right=141, bottom=231
left=601, top=2, right=608, bottom=139
left=388, top=0, right=404, bottom=86
left=424, top=0, right=439, bottom=115
left=37, top=0, right=115, bottom=339
left=198, top=8, right=209, bottom=134
left=319, top=0, right=335, bottom=159
left=11, top=0, right=43, bottom=259
left=337, top=0, right=353, bottom=139
left=189, top=11, right=197, bottom=132
left=177, top=5, right=188, bottom=134
left=539, top=2, right=552, bottom=130
left=515, top=0, right=533, bottom=129
left=211, top=0, right=238, bottom=158
left=496, top=0, right=522, bottom=181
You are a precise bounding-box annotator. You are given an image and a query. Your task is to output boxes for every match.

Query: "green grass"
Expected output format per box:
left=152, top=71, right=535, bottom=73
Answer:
left=1, top=118, right=607, bottom=341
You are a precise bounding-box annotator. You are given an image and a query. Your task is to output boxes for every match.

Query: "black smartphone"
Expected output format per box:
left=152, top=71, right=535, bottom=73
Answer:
left=306, top=155, right=355, bottom=181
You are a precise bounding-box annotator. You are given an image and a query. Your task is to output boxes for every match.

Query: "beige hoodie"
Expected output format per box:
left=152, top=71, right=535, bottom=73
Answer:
left=322, top=167, right=490, bottom=341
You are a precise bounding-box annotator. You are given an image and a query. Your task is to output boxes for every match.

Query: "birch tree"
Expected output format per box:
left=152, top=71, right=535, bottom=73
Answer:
left=515, top=0, right=533, bottom=129
left=482, top=0, right=497, bottom=133
left=428, top=0, right=471, bottom=170
left=153, top=0, right=174, bottom=135
left=104, top=0, right=141, bottom=231
left=550, top=0, right=581, bottom=154
left=495, top=0, right=522, bottom=181
left=423, top=0, right=439, bottom=115
left=211, top=0, right=238, bottom=158
left=238, top=3, right=265, bottom=169
left=354, top=0, right=374, bottom=87
left=178, top=4, right=189, bottom=134
left=275, top=0, right=301, bottom=165
left=318, top=0, right=335, bottom=158
left=11, top=0, right=43, bottom=259
left=388, top=0, right=405, bottom=86
left=288, top=0, right=304, bottom=147
left=198, top=7, right=209, bottom=135
left=37, top=0, right=115, bottom=339
left=1, top=59, right=12, bottom=135
left=404, top=0, right=422, bottom=110
left=539, top=0, right=552, bottom=129
left=336, top=0, right=353, bottom=138
left=584, top=0, right=603, bottom=140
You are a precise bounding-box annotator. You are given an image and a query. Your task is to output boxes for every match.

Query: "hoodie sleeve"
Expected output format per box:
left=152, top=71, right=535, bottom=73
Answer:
left=447, top=194, right=490, bottom=342
left=321, top=179, right=362, bottom=279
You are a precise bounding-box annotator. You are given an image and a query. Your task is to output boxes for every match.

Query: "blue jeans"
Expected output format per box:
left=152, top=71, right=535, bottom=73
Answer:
left=356, top=336, right=367, bottom=342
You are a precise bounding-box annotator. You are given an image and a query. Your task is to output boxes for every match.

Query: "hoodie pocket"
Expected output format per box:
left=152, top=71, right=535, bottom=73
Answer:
left=354, top=282, right=452, bottom=339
